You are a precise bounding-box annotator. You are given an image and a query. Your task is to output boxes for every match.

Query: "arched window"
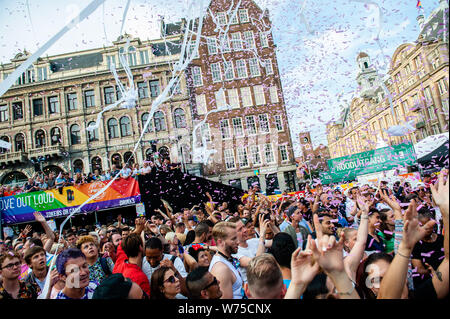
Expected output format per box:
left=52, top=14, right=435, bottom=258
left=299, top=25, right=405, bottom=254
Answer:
left=73, top=159, right=84, bottom=173
left=173, top=108, right=186, bottom=128
left=70, top=124, right=81, bottom=145
left=120, top=116, right=132, bottom=137
left=141, top=113, right=153, bottom=133
left=15, top=134, right=25, bottom=152
left=50, top=127, right=61, bottom=145
left=158, top=146, right=170, bottom=159
left=91, top=156, right=102, bottom=172
left=0, top=136, right=9, bottom=154
left=111, top=153, right=122, bottom=168
left=1, top=171, right=28, bottom=186
left=154, top=111, right=166, bottom=132
left=123, top=151, right=135, bottom=165
left=87, top=121, right=99, bottom=142
left=108, top=118, right=119, bottom=139
left=35, top=130, right=46, bottom=148
left=42, top=165, right=63, bottom=176
left=145, top=148, right=154, bottom=161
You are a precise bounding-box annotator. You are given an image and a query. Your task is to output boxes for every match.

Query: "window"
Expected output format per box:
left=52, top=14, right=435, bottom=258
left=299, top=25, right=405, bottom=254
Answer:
left=192, top=67, right=203, bottom=86
left=0, top=136, right=9, bottom=154
left=237, top=147, right=249, bottom=167
left=220, top=119, right=231, bottom=139
left=116, top=85, right=123, bottom=100
left=260, top=32, right=269, bottom=48
left=232, top=117, right=244, bottom=137
left=120, top=116, right=132, bottom=137
left=216, top=12, right=227, bottom=26
left=48, top=96, right=59, bottom=114
left=269, top=86, right=279, bottom=103
left=33, top=99, right=43, bottom=116
left=258, top=114, right=270, bottom=133
left=35, top=130, right=46, bottom=148
left=235, top=60, right=248, bottom=78
left=229, top=11, right=239, bottom=24
left=253, top=85, right=265, bottom=105
left=215, top=89, right=226, bottom=109
left=211, top=63, right=222, bottom=83
left=188, top=43, right=199, bottom=59
left=108, top=118, right=119, bottom=139
left=140, top=50, right=149, bottom=64
left=437, top=78, right=448, bottom=95
left=218, top=34, right=231, bottom=53
left=224, top=149, right=236, bottom=169
left=141, top=113, right=153, bottom=133
left=405, top=64, right=412, bottom=75
left=264, top=59, right=274, bottom=75
left=154, top=111, right=166, bottom=132
left=264, top=144, right=275, bottom=163
left=239, top=9, right=249, bottom=23
left=37, top=66, right=48, bottom=81
left=243, top=31, right=256, bottom=49
left=107, top=55, right=116, bottom=69
left=67, top=93, right=77, bottom=111
left=426, top=106, right=437, bottom=120
left=401, top=100, right=409, bottom=114
left=248, top=58, right=260, bottom=77
left=174, top=108, right=187, bottom=128
left=87, top=121, right=98, bottom=142
left=442, top=98, right=449, bottom=114
left=70, top=124, right=81, bottom=145
left=223, top=61, right=234, bottom=80
left=414, top=55, right=421, bottom=69
left=424, top=86, right=433, bottom=103
left=50, top=127, right=61, bottom=145
left=201, top=123, right=211, bottom=142
left=228, top=89, right=240, bottom=109
left=127, top=47, right=137, bottom=66
left=250, top=145, right=261, bottom=165
left=0, top=105, right=8, bottom=122
left=91, top=157, right=102, bottom=172
left=12, top=102, right=23, bottom=120
left=137, top=82, right=149, bottom=99
left=104, top=87, right=115, bottom=104
left=246, top=115, right=257, bottom=135
left=240, top=87, right=252, bottom=107
left=279, top=145, right=289, bottom=162
left=15, top=134, right=25, bottom=152
left=149, top=80, right=160, bottom=97
left=111, top=153, right=122, bottom=168
left=231, top=32, right=243, bottom=51
left=274, top=115, right=283, bottom=131
left=169, top=78, right=182, bottom=96
left=432, top=124, right=440, bottom=135
left=196, top=94, right=207, bottom=115
left=207, top=37, right=218, bottom=55
left=394, top=106, right=401, bottom=119
left=431, top=58, right=439, bottom=70
left=84, top=90, right=95, bottom=108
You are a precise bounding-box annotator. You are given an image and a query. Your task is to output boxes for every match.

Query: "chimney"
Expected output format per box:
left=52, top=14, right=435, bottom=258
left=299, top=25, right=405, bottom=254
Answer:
left=417, top=15, right=425, bottom=30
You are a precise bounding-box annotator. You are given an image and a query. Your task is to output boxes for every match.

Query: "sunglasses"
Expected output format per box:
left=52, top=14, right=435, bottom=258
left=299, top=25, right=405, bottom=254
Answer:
left=2, top=261, right=21, bottom=270
left=164, top=275, right=177, bottom=284
left=203, top=276, right=218, bottom=290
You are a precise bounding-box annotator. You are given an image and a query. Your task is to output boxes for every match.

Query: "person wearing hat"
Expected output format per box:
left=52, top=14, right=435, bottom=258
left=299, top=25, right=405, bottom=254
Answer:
left=92, top=273, right=147, bottom=299
left=279, top=205, right=312, bottom=249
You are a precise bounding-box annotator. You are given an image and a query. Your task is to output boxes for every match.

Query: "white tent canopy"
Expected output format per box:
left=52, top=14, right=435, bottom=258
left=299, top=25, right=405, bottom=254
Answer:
left=413, top=132, right=449, bottom=159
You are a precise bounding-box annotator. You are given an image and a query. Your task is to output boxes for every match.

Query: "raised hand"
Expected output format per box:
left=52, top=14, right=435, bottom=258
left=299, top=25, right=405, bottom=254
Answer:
left=430, top=169, right=449, bottom=216
left=310, top=214, right=345, bottom=274
left=134, top=217, right=146, bottom=234
left=401, top=199, right=436, bottom=250
left=290, top=238, right=320, bottom=286
left=33, top=211, right=46, bottom=223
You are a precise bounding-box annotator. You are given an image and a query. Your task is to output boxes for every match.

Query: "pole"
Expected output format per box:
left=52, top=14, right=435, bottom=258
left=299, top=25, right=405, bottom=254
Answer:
left=95, top=211, right=98, bottom=225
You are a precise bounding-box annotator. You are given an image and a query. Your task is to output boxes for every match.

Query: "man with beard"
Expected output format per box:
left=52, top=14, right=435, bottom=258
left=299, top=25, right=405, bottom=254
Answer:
left=209, top=222, right=243, bottom=299
left=185, top=266, right=223, bottom=299
left=24, top=246, right=48, bottom=292
left=54, top=248, right=97, bottom=299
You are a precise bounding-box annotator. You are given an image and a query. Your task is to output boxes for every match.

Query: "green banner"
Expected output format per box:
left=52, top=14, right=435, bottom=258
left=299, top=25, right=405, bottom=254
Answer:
left=320, top=143, right=417, bottom=184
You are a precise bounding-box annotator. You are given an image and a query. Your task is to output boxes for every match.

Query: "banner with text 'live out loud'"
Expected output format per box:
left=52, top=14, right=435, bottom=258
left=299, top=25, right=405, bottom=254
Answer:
left=0, top=178, right=140, bottom=225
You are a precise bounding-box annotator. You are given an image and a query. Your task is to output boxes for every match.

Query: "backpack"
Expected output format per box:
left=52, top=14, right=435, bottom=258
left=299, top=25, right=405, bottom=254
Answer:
left=99, top=257, right=112, bottom=276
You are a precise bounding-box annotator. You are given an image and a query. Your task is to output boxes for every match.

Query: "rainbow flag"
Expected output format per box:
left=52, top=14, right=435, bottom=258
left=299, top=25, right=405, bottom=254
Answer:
left=417, top=0, right=422, bottom=9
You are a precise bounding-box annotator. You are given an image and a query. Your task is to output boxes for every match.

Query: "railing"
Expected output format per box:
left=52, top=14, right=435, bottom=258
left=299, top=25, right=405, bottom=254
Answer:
left=28, top=145, right=64, bottom=157
left=0, top=151, right=28, bottom=163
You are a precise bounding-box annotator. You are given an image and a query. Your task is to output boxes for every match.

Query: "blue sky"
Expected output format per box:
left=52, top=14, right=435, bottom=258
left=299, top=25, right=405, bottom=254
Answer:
left=0, top=0, right=442, bottom=157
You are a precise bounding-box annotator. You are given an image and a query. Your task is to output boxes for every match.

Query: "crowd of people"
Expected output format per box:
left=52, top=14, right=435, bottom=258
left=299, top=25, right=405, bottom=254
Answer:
left=0, top=168, right=448, bottom=300
left=0, top=156, right=180, bottom=197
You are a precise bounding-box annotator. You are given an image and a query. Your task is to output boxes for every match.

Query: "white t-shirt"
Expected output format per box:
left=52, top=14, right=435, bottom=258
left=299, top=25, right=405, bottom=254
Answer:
left=345, top=198, right=355, bottom=218
left=141, top=166, right=152, bottom=174
left=232, top=238, right=260, bottom=283
left=121, top=168, right=132, bottom=178
left=141, top=253, right=188, bottom=299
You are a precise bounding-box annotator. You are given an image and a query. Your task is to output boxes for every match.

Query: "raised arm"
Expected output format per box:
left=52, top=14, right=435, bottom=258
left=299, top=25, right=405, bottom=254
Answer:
left=429, top=170, right=449, bottom=298
left=377, top=199, right=436, bottom=299
left=344, top=196, right=369, bottom=282
left=33, top=212, right=55, bottom=253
